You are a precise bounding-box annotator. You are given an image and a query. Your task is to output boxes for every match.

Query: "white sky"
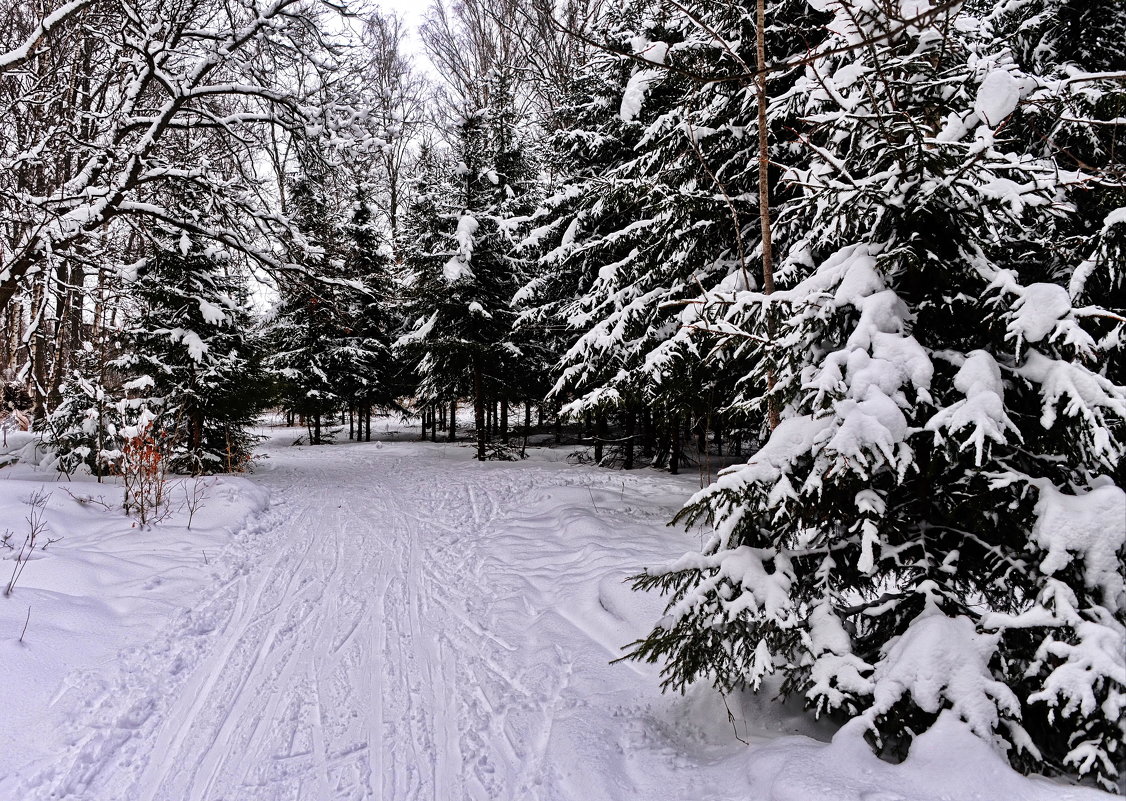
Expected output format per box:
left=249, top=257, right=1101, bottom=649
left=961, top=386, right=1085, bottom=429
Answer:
left=372, top=0, right=430, bottom=54
left=376, top=0, right=429, bottom=26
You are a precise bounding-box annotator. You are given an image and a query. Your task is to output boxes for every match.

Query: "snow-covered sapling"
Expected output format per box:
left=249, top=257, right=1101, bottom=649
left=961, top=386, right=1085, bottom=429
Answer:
left=5, top=491, right=50, bottom=596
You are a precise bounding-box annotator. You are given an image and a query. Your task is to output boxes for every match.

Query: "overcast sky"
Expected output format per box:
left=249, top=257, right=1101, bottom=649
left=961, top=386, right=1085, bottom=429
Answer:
left=378, top=0, right=428, bottom=26
left=369, top=0, right=433, bottom=68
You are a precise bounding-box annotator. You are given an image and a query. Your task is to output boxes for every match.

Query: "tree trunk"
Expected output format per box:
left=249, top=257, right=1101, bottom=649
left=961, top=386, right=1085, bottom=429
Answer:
left=755, top=0, right=780, bottom=431
left=595, top=411, right=606, bottom=465
left=473, top=364, right=486, bottom=461
left=642, top=406, right=656, bottom=458
left=522, top=401, right=532, bottom=457
left=669, top=413, right=681, bottom=475
left=500, top=397, right=508, bottom=443
left=448, top=400, right=457, bottom=442
left=624, top=409, right=635, bottom=470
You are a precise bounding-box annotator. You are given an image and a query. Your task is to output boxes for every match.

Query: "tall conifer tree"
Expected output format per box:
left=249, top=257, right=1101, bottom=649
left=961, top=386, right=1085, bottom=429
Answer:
left=625, top=0, right=1125, bottom=787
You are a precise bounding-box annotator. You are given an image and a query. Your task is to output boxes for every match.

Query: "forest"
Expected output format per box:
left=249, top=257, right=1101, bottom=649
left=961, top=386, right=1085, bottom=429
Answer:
left=0, top=0, right=1124, bottom=795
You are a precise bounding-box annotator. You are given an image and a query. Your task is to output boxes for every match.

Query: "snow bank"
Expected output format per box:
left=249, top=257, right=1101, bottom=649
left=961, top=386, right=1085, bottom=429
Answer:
left=744, top=712, right=1108, bottom=801
left=0, top=456, right=269, bottom=781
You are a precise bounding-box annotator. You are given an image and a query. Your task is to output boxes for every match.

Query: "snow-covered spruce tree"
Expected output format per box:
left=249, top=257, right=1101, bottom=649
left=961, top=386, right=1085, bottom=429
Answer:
left=42, top=336, right=128, bottom=479
left=625, top=0, right=1126, bottom=789
left=394, top=145, right=459, bottom=409
left=266, top=151, right=367, bottom=445
left=396, top=106, right=529, bottom=461
left=518, top=0, right=825, bottom=468
left=338, top=194, right=400, bottom=438
left=113, top=237, right=268, bottom=474
left=992, top=0, right=1126, bottom=409
left=486, top=70, right=545, bottom=433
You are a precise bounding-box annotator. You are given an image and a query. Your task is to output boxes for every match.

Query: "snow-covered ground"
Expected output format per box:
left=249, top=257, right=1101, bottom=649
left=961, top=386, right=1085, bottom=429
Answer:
left=0, top=426, right=1114, bottom=800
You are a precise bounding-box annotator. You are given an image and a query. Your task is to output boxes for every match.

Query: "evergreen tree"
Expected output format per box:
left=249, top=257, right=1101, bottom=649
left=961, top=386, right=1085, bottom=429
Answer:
left=397, top=102, right=532, bottom=460
left=266, top=150, right=376, bottom=445
left=113, top=238, right=268, bottom=474
left=625, top=0, right=1125, bottom=789
left=519, top=0, right=826, bottom=468
left=42, top=336, right=128, bottom=479
left=338, top=195, right=400, bottom=438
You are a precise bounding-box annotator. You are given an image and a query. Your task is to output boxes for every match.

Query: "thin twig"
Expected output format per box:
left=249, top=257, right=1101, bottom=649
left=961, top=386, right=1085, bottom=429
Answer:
left=721, top=692, right=749, bottom=745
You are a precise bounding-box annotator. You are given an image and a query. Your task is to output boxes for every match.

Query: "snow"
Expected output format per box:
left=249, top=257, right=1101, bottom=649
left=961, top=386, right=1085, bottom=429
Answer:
left=444, top=212, right=479, bottom=282
left=0, top=429, right=1117, bottom=800
left=620, top=69, right=661, bottom=123
left=926, top=349, right=1018, bottom=464
left=1032, top=482, right=1126, bottom=612
left=1008, top=282, right=1073, bottom=345
left=974, top=69, right=1022, bottom=126
left=697, top=415, right=832, bottom=495
left=865, top=604, right=1020, bottom=740
left=0, top=445, right=268, bottom=791
left=619, top=41, right=668, bottom=123
left=197, top=298, right=228, bottom=325
left=170, top=327, right=208, bottom=362
left=745, top=711, right=1103, bottom=801
left=1016, top=348, right=1126, bottom=441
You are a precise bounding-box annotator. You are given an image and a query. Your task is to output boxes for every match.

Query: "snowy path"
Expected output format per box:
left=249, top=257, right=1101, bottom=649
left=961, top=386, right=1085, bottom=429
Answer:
left=13, top=432, right=757, bottom=801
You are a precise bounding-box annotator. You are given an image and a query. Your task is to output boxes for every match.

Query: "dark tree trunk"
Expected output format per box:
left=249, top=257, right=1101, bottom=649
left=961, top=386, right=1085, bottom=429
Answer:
left=473, top=364, right=486, bottom=461
left=655, top=409, right=670, bottom=469
left=595, top=411, right=606, bottom=465
left=189, top=408, right=204, bottom=456
left=642, top=407, right=655, bottom=457
left=500, top=397, right=508, bottom=443
left=624, top=408, right=636, bottom=470
left=669, top=413, right=681, bottom=475
left=522, top=401, right=532, bottom=457
left=448, top=400, right=457, bottom=442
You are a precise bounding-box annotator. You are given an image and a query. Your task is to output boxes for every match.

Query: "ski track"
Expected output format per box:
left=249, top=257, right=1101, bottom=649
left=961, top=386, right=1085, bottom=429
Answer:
left=19, top=439, right=656, bottom=801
